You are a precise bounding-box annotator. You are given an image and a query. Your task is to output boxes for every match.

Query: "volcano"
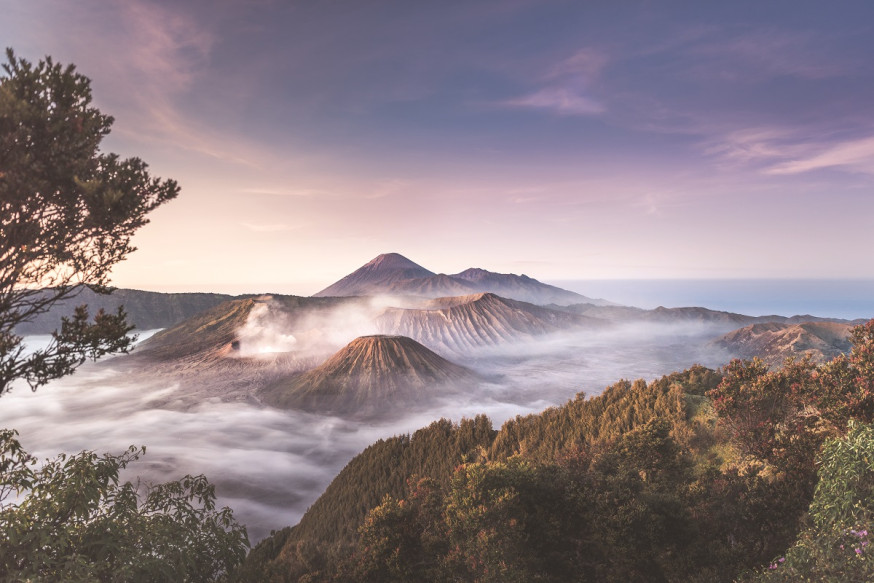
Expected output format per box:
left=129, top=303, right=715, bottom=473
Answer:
left=313, top=252, right=610, bottom=306
left=135, top=294, right=368, bottom=361
left=313, top=253, right=437, bottom=297
left=375, top=292, right=603, bottom=354
left=261, top=335, right=478, bottom=417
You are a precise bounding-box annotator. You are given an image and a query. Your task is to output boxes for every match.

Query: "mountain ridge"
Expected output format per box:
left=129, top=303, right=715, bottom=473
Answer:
left=376, top=292, right=602, bottom=355
left=15, top=288, right=246, bottom=335
left=711, top=321, right=853, bottom=366
left=557, top=302, right=864, bottom=330
left=313, top=252, right=611, bottom=306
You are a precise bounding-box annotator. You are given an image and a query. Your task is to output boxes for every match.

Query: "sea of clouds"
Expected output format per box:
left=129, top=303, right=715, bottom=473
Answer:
left=0, top=321, right=732, bottom=542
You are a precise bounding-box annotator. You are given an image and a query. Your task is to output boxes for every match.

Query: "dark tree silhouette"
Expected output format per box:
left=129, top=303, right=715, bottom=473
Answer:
left=0, top=48, right=178, bottom=395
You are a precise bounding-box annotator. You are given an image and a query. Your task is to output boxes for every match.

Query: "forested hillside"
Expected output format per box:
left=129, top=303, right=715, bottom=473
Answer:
left=237, top=321, right=874, bottom=582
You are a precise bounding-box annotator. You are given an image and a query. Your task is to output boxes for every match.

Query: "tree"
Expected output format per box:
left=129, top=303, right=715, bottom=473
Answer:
left=744, top=421, right=874, bottom=582
left=707, top=357, right=824, bottom=479
left=812, top=320, right=874, bottom=429
left=0, top=51, right=248, bottom=580
left=0, top=429, right=249, bottom=582
left=351, top=477, right=446, bottom=582
left=0, top=48, right=178, bottom=395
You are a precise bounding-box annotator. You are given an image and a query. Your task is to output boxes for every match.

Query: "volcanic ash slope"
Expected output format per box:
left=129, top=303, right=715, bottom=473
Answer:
left=375, top=292, right=604, bottom=355
left=261, top=335, right=479, bottom=418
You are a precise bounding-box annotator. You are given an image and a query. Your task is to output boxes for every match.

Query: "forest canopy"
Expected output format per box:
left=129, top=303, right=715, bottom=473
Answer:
left=240, top=323, right=874, bottom=582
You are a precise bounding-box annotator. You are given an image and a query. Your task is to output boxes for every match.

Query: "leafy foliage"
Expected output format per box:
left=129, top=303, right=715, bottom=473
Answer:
left=0, top=429, right=249, bottom=582
left=349, top=420, right=700, bottom=582
left=811, top=320, right=874, bottom=428
left=489, top=365, right=721, bottom=463
left=709, top=357, right=825, bottom=480
left=744, top=421, right=874, bottom=582
left=235, top=416, right=496, bottom=582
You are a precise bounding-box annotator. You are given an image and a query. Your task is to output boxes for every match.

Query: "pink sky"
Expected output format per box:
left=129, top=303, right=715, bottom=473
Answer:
left=3, top=0, right=874, bottom=293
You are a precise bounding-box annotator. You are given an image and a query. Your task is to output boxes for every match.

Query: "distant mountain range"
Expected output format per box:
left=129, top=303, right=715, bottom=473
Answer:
left=15, top=288, right=243, bottom=336
left=313, top=253, right=611, bottom=306
left=134, top=291, right=607, bottom=364
left=19, top=254, right=864, bottom=406
left=115, top=287, right=860, bottom=417
left=558, top=303, right=864, bottom=330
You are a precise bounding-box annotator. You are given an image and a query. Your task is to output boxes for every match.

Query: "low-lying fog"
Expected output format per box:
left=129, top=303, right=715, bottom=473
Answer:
left=1, top=322, right=733, bottom=542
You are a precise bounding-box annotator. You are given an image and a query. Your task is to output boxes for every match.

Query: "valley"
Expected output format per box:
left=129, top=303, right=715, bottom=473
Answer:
left=2, top=254, right=861, bottom=545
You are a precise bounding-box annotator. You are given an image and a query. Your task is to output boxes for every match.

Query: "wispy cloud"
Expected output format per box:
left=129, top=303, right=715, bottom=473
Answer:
left=704, top=125, right=874, bottom=176
left=766, top=136, right=874, bottom=175
left=503, top=88, right=604, bottom=116
left=509, top=195, right=542, bottom=204
left=501, top=48, right=607, bottom=116
left=26, top=0, right=272, bottom=166
left=594, top=25, right=865, bottom=149
left=91, top=1, right=220, bottom=149
left=704, top=127, right=808, bottom=165
left=545, top=48, right=607, bottom=80
left=120, top=0, right=214, bottom=94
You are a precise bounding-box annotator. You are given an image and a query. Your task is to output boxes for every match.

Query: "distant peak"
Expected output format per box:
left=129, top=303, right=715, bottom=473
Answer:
left=312, top=253, right=435, bottom=297
left=458, top=267, right=490, bottom=276
left=364, top=253, right=429, bottom=271
left=452, top=267, right=495, bottom=282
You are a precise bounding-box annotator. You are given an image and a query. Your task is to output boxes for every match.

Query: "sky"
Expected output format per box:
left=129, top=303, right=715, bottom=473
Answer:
left=3, top=0, right=874, bottom=294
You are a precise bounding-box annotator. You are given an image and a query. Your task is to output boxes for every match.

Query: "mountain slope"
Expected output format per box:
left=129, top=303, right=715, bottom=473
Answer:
left=134, top=297, right=259, bottom=360
left=388, top=273, right=480, bottom=297
left=452, top=267, right=608, bottom=306
left=375, top=292, right=601, bottom=354
left=261, top=335, right=478, bottom=416
left=313, top=253, right=435, bottom=297
left=134, top=294, right=373, bottom=362
left=712, top=321, right=853, bottom=365
left=242, top=366, right=724, bottom=579
left=108, top=295, right=379, bottom=408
